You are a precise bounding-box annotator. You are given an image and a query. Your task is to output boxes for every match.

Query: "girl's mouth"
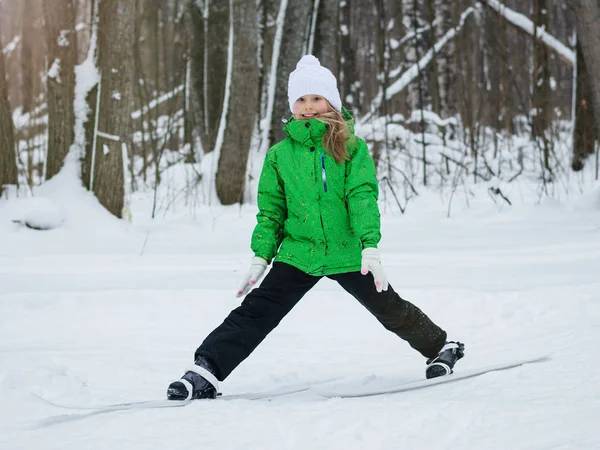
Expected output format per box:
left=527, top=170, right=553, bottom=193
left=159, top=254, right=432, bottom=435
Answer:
left=302, top=113, right=317, bottom=118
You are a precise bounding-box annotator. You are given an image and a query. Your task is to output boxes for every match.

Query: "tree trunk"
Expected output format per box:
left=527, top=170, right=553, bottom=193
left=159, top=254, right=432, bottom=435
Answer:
left=204, top=1, right=229, bottom=153
left=424, top=0, right=441, bottom=116
left=93, top=0, right=135, bottom=218
left=532, top=0, right=552, bottom=171
left=145, top=0, right=162, bottom=95
left=434, top=0, right=455, bottom=118
left=20, top=0, right=35, bottom=113
left=0, top=34, right=18, bottom=196
left=81, top=84, right=98, bottom=190
left=573, top=39, right=597, bottom=170
left=455, top=0, right=475, bottom=155
left=485, top=7, right=501, bottom=134
left=81, top=0, right=99, bottom=191
left=185, top=0, right=205, bottom=154
left=571, top=0, right=600, bottom=142
left=162, top=0, right=185, bottom=93
left=339, top=0, right=358, bottom=113
left=215, top=0, right=259, bottom=205
left=372, top=0, right=389, bottom=169
left=313, top=0, right=339, bottom=77
left=43, top=0, right=78, bottom=180
left=186, top=0, right=229, bottom=154
left=386, top=0, right=408, bottom=117
left=405, top=0, right=430, bottom=110
left=270, top=0, right=313, bottom=144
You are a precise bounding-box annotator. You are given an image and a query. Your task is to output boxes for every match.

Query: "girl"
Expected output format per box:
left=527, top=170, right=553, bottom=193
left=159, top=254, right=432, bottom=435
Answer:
left=167, top=55, right=464, bottom=400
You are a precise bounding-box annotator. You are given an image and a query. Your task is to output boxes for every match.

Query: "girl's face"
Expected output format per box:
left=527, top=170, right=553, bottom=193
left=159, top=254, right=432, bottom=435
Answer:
left=293, top=95, right=331, bottom=120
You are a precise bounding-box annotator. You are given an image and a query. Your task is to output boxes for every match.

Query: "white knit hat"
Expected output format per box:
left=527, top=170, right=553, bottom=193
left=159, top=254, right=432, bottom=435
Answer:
left=288, top=55, right=342, bottom=113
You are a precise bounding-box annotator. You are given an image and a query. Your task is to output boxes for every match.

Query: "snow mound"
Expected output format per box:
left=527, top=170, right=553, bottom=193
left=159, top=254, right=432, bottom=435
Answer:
left=0, top=155, right=138, bottom=255
left=10, top=196, right=64, bottom=230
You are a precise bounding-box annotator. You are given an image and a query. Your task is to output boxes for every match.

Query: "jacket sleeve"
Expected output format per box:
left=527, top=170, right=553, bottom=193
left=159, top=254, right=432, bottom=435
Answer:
left=345, top=138, right=381, bottom=248
left=251, top=148, right=287, bottom=262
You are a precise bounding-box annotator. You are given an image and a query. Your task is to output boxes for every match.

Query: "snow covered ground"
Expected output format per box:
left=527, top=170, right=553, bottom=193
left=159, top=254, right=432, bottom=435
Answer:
left=1, top=171, right=600, bottom=449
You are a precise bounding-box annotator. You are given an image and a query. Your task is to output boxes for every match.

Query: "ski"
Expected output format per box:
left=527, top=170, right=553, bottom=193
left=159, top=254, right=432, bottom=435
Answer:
left=33, top=356, right=550, bottom=409
left=33, top=395, right=192, bottom=411
left=33, top=376, right=342, bottom=411
left=313, top=354, right=550, bottom=398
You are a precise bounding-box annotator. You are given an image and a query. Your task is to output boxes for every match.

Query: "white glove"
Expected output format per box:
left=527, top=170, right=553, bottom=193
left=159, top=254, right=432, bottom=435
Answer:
left=236, top=257, right=268, bottom=297
left=360, top=248, right=389, bottom=293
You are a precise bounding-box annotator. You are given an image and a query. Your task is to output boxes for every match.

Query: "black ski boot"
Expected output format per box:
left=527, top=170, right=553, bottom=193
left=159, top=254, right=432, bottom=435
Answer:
left=426, top=341, right=465, bottom=379
left=167, top=356, right=219, bottom=400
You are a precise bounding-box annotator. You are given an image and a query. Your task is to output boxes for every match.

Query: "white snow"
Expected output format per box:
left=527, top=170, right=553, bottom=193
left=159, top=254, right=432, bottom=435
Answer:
left=57, top=30, right=70, bottom=48
left=1, top=159, right=600, bottom=449
left=6, top=196, right=63, bottom=230
left=47, top=59, right=61, bottom=83
left=1, top=35, right=20, bottom=56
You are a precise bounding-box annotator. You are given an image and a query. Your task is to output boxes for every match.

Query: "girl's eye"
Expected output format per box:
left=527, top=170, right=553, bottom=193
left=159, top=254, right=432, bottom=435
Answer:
left=313, top=96, right=322, bottom=101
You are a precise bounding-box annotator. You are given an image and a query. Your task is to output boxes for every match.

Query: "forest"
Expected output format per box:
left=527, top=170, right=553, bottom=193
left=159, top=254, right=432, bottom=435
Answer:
left=0, top=0, right=599, bottom=218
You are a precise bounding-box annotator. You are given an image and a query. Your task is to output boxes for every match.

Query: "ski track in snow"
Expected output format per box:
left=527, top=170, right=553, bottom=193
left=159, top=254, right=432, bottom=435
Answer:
left=1, top=205, right=600, bottom=449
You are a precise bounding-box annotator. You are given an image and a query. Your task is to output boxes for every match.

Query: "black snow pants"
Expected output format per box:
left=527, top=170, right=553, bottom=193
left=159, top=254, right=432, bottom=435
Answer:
left=195, top=262, right=447, bottom=380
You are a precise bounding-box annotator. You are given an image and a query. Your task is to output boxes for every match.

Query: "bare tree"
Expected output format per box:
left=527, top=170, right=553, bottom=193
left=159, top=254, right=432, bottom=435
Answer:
left=2, top=0, right=591, bottom=210
left=42, top=0, right=77, bottom=180
left=532, top=0, right=552, bottom=171
left=484, top=6, right=513, bottom=138
left=571, top=0, right=600, bottom=161
left=404, top=0, right=430, bottom=111
left=20, top=0, right=35, bottom=113
left=573, top=40, right=597, bottom=170
left=79, top=0, right=100, bottom=192
left=215, top=0, right=259, bottom=205
left=386, top=0, right=409, bottom=117
left=270, top=1, right=313, bottom=144
left=372, top=0, right=390, bottom=169
left=140, top=0, right=162, bottom=96
left=433, top=0, right=455, bottom=118
left=92, top=0, right=135, bottom=217
left=339, top=0, right=359, bottom=112
left=454, top=0, right=476, bottom=154
left=0, top=34, right=18, bottom=196
left=424, top=0, right=441, bottom=116
left=313, top=0, right=339, bottom=76
left=186, top=0, right=229, bottom=155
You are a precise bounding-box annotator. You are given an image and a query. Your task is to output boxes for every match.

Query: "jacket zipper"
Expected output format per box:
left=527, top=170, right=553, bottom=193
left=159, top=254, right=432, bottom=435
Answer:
left=320, top=153, right=328, bottom=192
left=319, top=153, right=328, bottom=259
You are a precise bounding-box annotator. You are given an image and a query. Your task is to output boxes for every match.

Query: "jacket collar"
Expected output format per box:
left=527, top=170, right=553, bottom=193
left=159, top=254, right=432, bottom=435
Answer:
left=283, top=107, right=355, bottom=146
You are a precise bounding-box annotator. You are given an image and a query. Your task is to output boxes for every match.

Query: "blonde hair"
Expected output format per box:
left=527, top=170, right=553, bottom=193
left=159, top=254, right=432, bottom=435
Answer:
left=316, top=108, right=352, bottom=164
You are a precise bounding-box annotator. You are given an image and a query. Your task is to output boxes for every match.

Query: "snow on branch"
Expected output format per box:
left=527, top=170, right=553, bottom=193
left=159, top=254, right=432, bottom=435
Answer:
left=386, top=7, right=474, bottom=100
left=483, top=0, right=575, bottom=66
left=362, top=7, right=475, bottom=123
left=130, top=84, right=184, bottom=120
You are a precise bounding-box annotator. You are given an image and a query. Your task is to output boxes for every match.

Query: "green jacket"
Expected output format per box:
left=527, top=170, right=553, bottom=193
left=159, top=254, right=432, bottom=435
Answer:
left=251, top=108, right=381, bottom=276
